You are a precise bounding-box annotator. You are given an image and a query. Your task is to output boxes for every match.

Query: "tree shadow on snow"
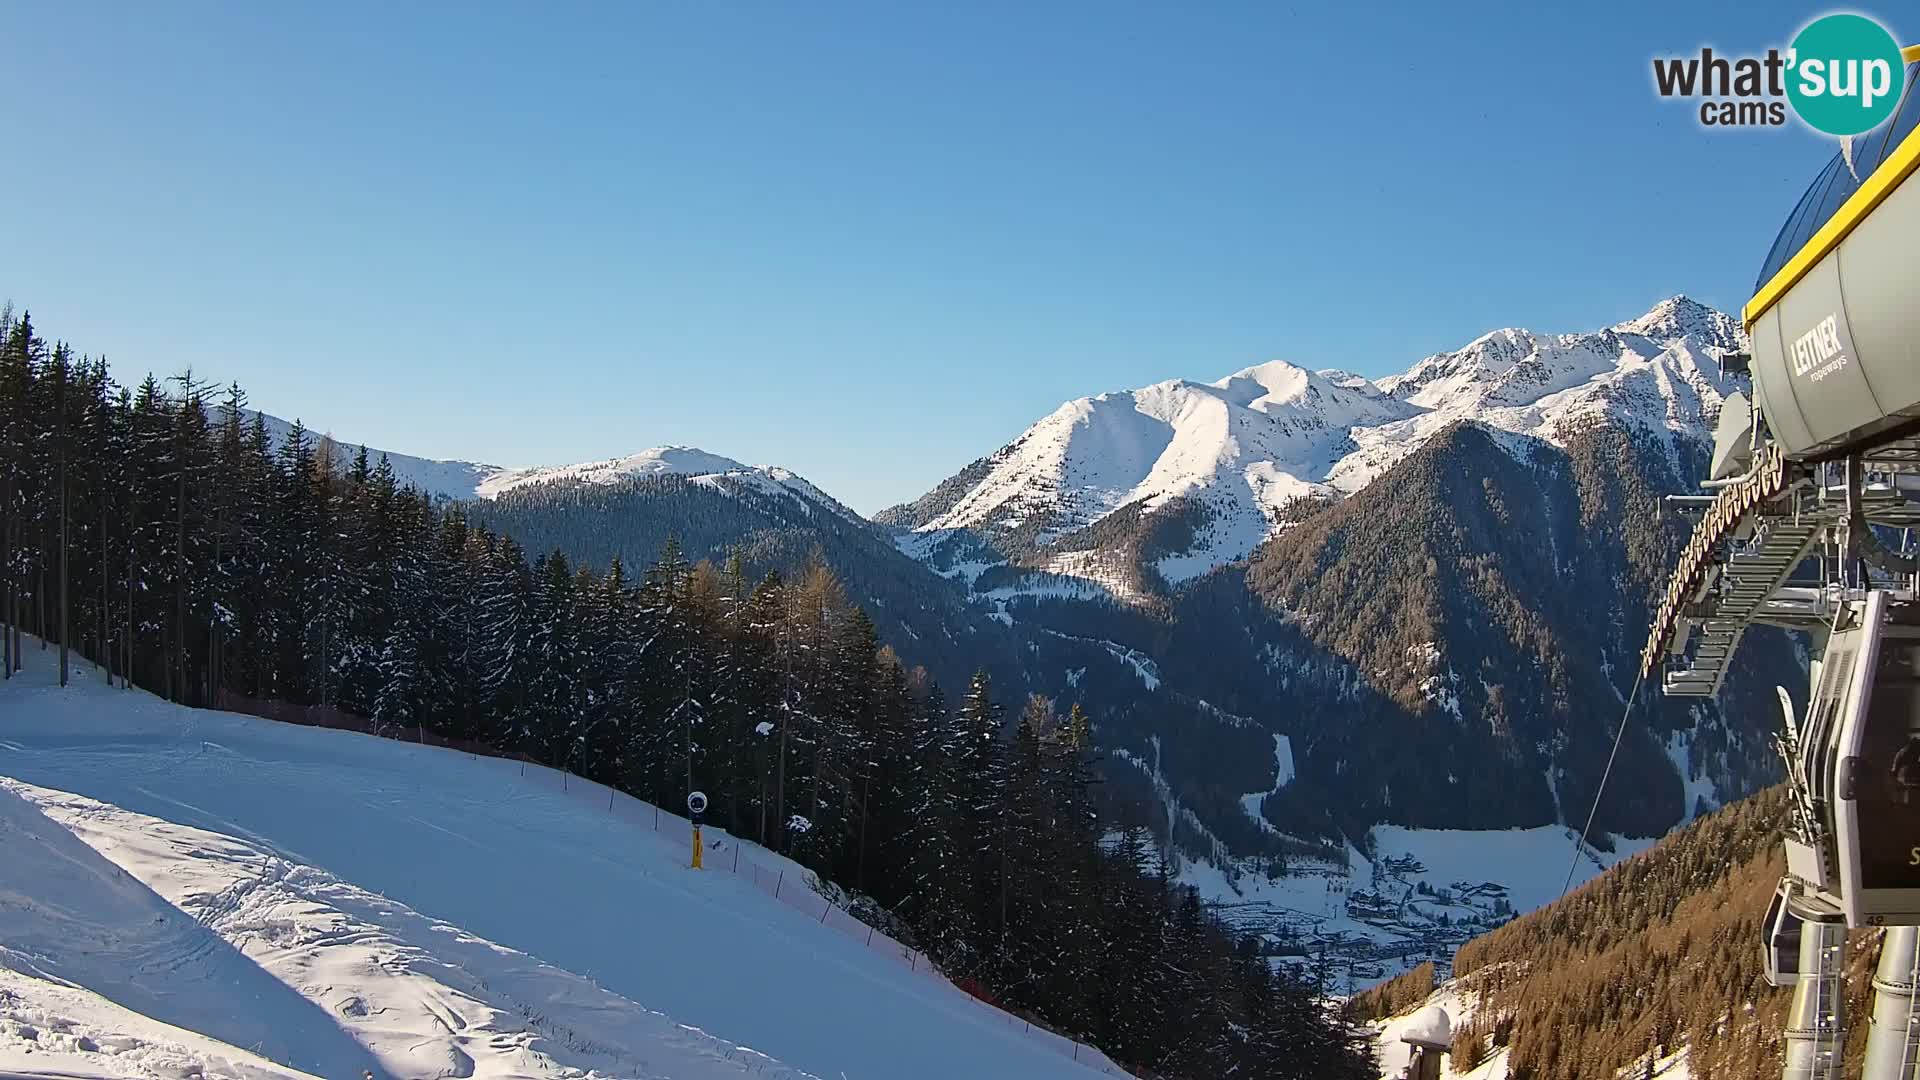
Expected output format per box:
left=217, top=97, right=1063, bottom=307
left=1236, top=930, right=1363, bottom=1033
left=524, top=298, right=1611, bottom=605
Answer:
left=0, top=784, right=391, bottom=1080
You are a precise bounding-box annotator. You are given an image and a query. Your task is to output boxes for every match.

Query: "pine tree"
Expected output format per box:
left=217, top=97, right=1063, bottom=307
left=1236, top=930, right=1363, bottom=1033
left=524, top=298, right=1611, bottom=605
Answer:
left=0, top=311, right=22, bottom=677
left=946, top=668, right=1004, bottom=977
left=859, top=646, right=918, bottom=902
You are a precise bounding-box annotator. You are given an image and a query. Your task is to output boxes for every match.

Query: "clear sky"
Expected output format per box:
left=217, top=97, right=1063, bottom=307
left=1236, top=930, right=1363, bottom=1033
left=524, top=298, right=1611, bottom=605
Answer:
left=1, top=2, right=1899, bottom=513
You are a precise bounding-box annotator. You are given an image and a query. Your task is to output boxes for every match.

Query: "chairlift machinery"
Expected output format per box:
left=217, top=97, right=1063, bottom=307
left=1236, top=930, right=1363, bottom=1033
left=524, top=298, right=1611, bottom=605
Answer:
left=1640, top=45, right=1920, bottom=1080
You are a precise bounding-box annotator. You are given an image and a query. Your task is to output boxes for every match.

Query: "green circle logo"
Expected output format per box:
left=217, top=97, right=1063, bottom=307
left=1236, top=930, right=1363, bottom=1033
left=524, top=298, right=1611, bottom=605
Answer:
left=1787, top=14, right=1906, bottom=136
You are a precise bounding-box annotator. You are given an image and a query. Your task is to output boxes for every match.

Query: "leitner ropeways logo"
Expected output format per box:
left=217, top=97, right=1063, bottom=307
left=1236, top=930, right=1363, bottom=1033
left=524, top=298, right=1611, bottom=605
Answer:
left=1653, top=12, right=1906, bottom=135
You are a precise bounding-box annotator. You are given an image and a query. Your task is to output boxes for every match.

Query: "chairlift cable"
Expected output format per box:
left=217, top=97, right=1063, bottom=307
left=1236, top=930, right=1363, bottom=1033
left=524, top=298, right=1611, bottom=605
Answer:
left=1556, top=666, right=1645, bottom=906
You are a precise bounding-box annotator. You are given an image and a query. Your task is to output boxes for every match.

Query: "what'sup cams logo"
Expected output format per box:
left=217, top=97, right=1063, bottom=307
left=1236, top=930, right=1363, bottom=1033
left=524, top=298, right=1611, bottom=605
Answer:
left=1653, top=12, right=1906, bottom=135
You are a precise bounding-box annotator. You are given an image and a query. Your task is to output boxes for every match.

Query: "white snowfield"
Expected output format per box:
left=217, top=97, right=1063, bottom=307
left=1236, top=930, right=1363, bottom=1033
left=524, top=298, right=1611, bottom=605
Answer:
left=901, top=296, right=1744, bottom=587
left=0, top=656, right=1128, bottom=1080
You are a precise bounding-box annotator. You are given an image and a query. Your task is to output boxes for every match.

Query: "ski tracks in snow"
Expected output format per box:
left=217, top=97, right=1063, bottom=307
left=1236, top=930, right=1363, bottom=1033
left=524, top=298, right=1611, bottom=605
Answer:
left=1, top=778, right=821, bottom=1080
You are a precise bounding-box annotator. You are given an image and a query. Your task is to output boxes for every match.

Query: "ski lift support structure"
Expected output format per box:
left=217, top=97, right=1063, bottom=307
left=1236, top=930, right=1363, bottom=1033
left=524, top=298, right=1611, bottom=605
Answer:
left=1641, top=44, right=1920, bottom=1080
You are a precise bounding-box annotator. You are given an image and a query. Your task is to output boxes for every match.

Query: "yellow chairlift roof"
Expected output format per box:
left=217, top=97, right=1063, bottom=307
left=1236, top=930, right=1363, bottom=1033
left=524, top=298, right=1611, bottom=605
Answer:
left=1745, top=44, right=1920, bottom=327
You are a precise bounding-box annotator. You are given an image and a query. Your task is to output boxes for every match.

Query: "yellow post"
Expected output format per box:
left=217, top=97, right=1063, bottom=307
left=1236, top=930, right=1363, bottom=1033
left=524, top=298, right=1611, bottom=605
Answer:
left=691, top=823, right=703, bottom=869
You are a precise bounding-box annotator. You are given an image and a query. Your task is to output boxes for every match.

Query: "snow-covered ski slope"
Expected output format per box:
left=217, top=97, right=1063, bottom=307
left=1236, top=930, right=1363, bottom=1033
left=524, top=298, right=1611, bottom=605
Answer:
left=0, top=656, right=1128, bottom=1079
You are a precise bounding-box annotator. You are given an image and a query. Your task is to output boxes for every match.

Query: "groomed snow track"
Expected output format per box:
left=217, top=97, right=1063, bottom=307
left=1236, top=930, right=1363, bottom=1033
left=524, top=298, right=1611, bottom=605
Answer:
left=0, top=651, right=1131, bottom=1080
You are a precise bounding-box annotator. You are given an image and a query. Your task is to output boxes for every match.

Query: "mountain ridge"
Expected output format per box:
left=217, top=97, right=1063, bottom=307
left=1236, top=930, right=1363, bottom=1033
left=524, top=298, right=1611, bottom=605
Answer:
left=883, top=295, right=1745, bottom=596
left=246, top=410, right=868, bottom=525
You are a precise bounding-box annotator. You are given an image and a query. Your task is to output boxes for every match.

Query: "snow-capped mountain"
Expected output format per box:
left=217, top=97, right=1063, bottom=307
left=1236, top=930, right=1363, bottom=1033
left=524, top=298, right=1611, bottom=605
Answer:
left=249, top=412, right=859, bottom=521
left=247, top=411, right=504, bottom=503
left=474, top=445, right=753, bottom=497
left=1340, top=296, right=1744, bottom=492
left=883, top=296, right=1745, bottom=590
left=475, top=446, right=865, bottom=522
left=886, top=361, right=1418, bottom=581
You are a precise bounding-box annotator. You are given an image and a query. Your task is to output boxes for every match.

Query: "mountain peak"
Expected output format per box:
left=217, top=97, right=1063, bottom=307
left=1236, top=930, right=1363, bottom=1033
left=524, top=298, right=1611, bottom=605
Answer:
left=1210, top=360, right=1316, bottom=409
left=1612, top=295, right=1736, bottom=342
left=1219, top=358, right=1312, bottom=386
left=476, top=446, right=749, bottom=498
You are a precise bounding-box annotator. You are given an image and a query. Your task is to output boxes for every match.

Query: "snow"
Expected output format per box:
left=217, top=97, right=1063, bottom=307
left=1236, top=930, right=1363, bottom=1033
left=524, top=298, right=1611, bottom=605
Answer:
left=1373, top=983, right=1477, bottom=1078
left=0, top=656, right=1128, bottom=1080
left=914, top=361, right=1413, bottom=563
left=933, top=559, right=999, bottom=586
left=1401, top=1005, right=1452, bottom=1046
left=1370, top=979, right=1689, bottom=1080
left=251, top=409, right=858, bottom=523
left=903, top=297, right=1745, bottom=589
left=1038, top=629, right=1161, bottom=690
left=477, top=446, right=751, bottom=497
left=1638, top=1046, right=1691, bottom=1079
left=1041, top=551, right=1146, bottom=603
left=1237, top=735, right=1295, bottom=837
left=1334, top=297, right=1740, bottom=496
left=1368, top=825, right=1658, bottom=915
left=1158, top=820, right=1656, bottom=997
left=250, top=410, right=506, bottom=504
left=1664, top=730, right=1718, bottom=820
left=1, top=778, right=808, bottom=1080
left=0, top=961, right=321, bottom=1080
left=478, top=449, right=868, bottom=524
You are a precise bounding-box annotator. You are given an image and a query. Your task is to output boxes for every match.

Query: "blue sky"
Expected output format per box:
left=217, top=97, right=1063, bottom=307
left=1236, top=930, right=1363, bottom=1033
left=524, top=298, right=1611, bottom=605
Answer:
left=1, top=2, right=1898, bottom=513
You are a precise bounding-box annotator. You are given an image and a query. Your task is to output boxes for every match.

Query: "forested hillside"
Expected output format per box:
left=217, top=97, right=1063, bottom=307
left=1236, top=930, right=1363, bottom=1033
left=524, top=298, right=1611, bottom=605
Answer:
left=463, top=471, right=1027, bottom=697
left=1376, top=785, right=1891, bottom=1079
left=885, top=299, right=1785, bottom=858
left=1161, top=422, right=1785, bottom=840
left=0, top=310, right=1375, bottom=1079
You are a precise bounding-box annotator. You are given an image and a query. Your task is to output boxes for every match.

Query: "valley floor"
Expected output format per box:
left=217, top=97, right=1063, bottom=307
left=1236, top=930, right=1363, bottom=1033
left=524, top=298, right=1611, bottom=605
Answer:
left=1187, top=824, right=1656, bottom=991
left=0, top=652, right=1122, bottom=1080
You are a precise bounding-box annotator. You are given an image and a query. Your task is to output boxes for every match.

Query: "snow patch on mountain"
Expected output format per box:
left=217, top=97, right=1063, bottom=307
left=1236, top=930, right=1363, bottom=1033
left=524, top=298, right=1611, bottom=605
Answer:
left=1044, top=550, right=1148, bottom=602
left=1665, top=730, right=1719, bottom=820
left=1238, top=735, right=1295, bottom=838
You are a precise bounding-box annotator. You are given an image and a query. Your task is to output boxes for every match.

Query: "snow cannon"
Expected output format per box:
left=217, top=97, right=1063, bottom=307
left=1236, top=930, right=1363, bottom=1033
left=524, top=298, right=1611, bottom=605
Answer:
left=1395, top=1005, right=1450, bottom=1080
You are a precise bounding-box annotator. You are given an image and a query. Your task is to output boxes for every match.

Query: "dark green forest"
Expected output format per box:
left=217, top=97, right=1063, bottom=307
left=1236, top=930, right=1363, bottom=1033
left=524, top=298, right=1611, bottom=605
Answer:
left=0, top=309, right=1374, bottom=1079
